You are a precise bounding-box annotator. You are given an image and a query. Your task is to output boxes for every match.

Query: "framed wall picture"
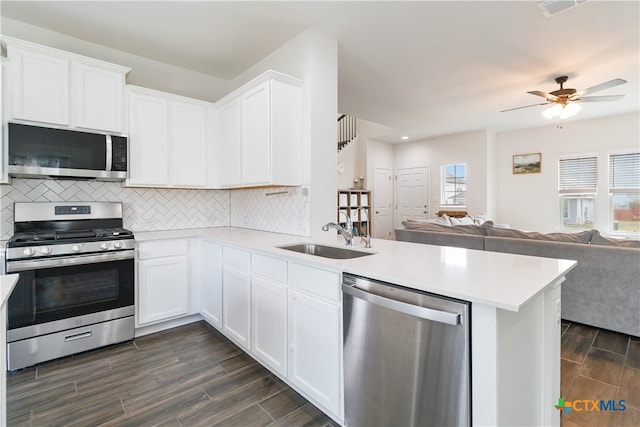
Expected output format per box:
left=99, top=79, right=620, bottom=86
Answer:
left=513, top=153, right=542, bottom=174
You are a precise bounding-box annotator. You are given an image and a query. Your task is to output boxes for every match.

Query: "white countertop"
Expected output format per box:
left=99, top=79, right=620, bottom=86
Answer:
left=135, top=227, right=577, bottom=312
left=0, top=274, right=19, bottom=309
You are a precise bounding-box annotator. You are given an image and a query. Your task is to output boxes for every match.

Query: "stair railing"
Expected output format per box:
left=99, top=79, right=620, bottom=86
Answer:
left=338, top=114, right=357, bottom=152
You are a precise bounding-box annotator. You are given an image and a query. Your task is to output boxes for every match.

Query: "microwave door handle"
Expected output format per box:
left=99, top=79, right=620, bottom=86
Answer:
left=105, top=135, right=112, bottom=171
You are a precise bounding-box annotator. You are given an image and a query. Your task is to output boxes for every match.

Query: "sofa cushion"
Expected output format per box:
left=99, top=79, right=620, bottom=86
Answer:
left=590, top=229, right=640, bottom=248
left=402, top=220, right=488, bottom=235
left=485, top=226, right=593, bottom=243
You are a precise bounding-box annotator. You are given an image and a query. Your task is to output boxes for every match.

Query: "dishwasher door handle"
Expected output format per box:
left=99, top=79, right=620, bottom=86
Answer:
left=342, top=283, right=461, bottom=325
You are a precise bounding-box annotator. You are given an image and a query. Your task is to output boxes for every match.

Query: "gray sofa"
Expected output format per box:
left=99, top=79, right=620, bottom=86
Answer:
left=395, top=223, right=640, bottom=337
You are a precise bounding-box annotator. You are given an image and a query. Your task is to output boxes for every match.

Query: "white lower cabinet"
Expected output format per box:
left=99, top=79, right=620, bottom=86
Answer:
left=195, top=243, right=343, bottom=422
left=137, top=240, right=190, bottom=325
left=287, top=263, right=342, bottom=418
left=222, top=264, right=251, bottom=350
left=251, top=275, right=287, bottom=376
left=222, top=246, right=251, bottom=349
left=200, top=241, right=223, bottom=328
left=288, top=288, right=341, bottom=416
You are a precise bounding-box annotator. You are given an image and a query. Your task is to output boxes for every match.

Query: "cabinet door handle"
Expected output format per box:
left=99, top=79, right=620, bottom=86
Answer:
left=290, top=344, right=295, bottom=352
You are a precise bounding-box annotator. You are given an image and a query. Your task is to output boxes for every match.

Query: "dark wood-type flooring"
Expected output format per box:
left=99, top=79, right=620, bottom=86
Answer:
left=6, top=321, right=338, bottom=427
left=561, top=321, right=640, bottom=427
left=6, top=319, right=640, bottom=426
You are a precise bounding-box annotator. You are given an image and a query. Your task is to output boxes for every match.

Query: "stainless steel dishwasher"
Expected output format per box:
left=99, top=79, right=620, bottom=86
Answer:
left=342, top=274, right=471, bottom=427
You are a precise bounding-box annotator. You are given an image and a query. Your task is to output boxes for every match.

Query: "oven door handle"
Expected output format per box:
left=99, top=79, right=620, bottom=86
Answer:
left=6, top=250, right=134, bottom=273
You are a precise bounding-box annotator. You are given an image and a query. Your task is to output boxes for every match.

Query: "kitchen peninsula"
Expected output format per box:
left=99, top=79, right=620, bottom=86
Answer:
left=1, top=274, right=19, bottom=427
left=135, top=227, right=576, bottom=427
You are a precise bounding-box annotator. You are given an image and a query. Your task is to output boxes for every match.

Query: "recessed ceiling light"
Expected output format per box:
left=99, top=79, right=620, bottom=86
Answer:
left=401, top=136, right=409, bottom=140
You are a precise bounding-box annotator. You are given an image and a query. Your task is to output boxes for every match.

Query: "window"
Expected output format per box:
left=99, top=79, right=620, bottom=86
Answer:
left=441, top=163, right=466, bottom=206
left=609, top=152, right=640, bottom=234
left=558, top=156, right=597, bottom=230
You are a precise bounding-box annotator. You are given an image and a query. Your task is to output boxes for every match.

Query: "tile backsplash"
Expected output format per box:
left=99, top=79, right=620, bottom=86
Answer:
left=0, top=179, right=310, bottom=240
left=0, top=179, right=230, bottom=240
left=230, top=186, right=310, bottom=236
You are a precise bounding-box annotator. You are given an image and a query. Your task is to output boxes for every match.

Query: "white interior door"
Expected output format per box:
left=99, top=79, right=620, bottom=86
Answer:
left=373, top=167, right=393, bottom=239
left=395, top=167, right=430, bottom=228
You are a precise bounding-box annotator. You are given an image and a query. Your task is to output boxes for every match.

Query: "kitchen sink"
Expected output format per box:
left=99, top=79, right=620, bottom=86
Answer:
left=277, top=243, right=374, bottom=259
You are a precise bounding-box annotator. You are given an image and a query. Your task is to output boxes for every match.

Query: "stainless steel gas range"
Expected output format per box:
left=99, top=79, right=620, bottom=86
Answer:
left=5, top=202, right=135, bottom=370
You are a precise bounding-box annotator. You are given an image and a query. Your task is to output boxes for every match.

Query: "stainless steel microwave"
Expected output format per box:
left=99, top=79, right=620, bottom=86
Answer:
left=8, top=122, right=127, bottom=181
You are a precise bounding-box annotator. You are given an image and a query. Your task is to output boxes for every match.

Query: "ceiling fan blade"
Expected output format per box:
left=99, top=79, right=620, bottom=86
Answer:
left=575, top=78, right=627, bottom=97
left=527, top=90, right=559, bottom=102
left=575, top=95, right=625, bottom=103
left=501, top=101, right=551, bottom=112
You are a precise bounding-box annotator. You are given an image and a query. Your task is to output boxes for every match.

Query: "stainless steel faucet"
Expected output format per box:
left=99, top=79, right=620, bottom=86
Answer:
left=322, top=211, right=354, bottom=246
left=354, top=207, right=372, bottom=248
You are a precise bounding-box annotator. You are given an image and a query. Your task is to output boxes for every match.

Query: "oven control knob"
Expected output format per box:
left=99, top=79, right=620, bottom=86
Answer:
left=41, top=246, right=52, bottom=255
left=113, top=241, right=122, bottom=249
left=23, top=248, right=36, bottom=256
left=100, top=243, right=109, bottom=250
left=72, top=244, right=82, bottom=252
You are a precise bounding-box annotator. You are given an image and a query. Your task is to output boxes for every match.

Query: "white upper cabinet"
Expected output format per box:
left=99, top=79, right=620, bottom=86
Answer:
left=126, top=86, right=212, bottom=188
left=9, top=45, right=69, bottom=126
left=218, top=97, right=242, bottom=187
left=170, top=100, right=207, bottom=186
left=72, top=62, right=125, bottom=132
left=242, top=81, right=271, bottom=185
left=4, top=37, right=129, bottom=132
left=216, top=71, right=303, bottom=188
left=127, top=90, right=169, bottom=186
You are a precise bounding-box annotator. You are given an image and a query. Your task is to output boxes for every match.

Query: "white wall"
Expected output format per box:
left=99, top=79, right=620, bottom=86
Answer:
left=1, top=17, right=231, bottom=102
left=496, top=112, right=640, bottom=233
left=337, top=136, right=364, bottom=190
left=231, top=28, right=338, bottom=237
left=366, top=138, right=394, bottom=188
left=394, top=130, right=493, bottom=218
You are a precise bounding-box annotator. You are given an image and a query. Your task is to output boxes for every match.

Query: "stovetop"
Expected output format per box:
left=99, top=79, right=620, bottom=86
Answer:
left=8, top=228, right=134, bottom=248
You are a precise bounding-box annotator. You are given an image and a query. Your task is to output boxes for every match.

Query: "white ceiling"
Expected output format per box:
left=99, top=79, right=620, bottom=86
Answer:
left=2, top=1, right=639, bottom=143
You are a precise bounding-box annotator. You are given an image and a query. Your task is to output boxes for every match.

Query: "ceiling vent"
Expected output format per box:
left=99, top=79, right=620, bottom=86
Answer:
left=538, top=0, right=587, bottom=18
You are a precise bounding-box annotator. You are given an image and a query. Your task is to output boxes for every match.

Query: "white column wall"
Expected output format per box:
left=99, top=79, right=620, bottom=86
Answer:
left=231, top=29, right=338, bottom=237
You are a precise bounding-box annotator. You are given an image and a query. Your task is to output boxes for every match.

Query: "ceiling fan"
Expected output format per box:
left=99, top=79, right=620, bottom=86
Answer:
left=502, top=76, right=627, bottom=118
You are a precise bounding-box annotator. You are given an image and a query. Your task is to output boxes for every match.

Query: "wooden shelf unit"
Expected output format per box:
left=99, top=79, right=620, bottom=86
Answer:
left=338, top=190, right=371, bottom=237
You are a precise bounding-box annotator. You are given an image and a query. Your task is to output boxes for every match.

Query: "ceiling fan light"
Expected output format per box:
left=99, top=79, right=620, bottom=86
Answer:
left=543, top=104, right=563, bottom=119
left=542, top=103, right=581, bottom=119
left=559, top=103, right=581, bottom=119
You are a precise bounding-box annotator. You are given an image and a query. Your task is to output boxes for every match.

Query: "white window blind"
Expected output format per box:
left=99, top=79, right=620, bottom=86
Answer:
left=558, top=156, right=597, bottom=194
left=609, top=152, right=640, bottom=193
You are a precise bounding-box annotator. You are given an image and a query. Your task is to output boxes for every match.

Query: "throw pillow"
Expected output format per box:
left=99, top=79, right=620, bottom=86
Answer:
left=590, top=230, right=640, bottom=248
left=473, top=213, right=491, bottom=225
left=450, top=216, right=475, bottom=225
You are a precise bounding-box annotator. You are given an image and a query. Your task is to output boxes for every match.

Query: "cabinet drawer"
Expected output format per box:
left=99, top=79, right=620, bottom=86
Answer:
left=288, top=263, right=340, bottom=302
left=252, top=253, right=287, bottom=283
left=223, top=246, right=251, bottom=270
left=138, top=239, right=188, bottom=259
left=202, top=241, right=222, bottom=261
